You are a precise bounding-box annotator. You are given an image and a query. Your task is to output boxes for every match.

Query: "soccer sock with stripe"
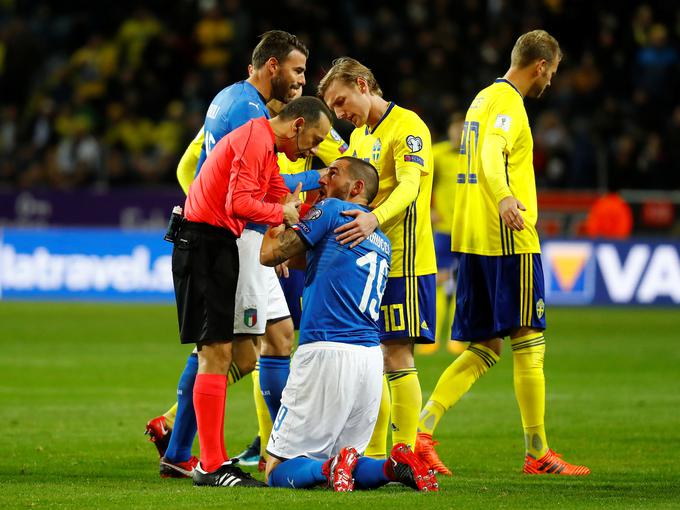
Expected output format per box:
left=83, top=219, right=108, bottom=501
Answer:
left=227, top=363, right=242, bottom=385
left=162, top=402, right=178, bottom=429
left=252, top=362, right=273, bottom=457
left=164, top=353, right=198, bottom=462
left=353, top=457, right=391, bottom=489
left=259, top=355, right=291, bottom=421
left=365, top=375, right=390, bottom=458
left=511, top=333, right=548, bottom=458
left=387, top=368, right=422, bottom=448
left=418, top=344, right=499, bottom=436
left=193, top=373, right=228, bottom=472
left=267, top=457, right=326, bottom=488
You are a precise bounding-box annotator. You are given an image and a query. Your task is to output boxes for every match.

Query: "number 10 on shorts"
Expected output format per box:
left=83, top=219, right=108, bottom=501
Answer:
left=380, top=303, right=405, bottom=332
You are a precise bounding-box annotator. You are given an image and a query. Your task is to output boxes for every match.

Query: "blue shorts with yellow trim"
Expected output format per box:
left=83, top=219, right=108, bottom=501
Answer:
left=434, top=232, right=454, bottom=271
left=279, top=268, right=305, bottom=330
left=452, top=253, right=546, bottom=342
left=379, top=274, right=436, bottom=344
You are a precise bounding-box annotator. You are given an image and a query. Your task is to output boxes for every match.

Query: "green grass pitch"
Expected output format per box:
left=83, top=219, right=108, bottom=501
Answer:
left=1, top=303, right=679, bottom=509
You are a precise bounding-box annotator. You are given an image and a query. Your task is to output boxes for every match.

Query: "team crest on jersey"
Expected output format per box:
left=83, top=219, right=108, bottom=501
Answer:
left=536, top=299, right=545, bottom=319
left=244, top=307, right=257, bottom=327
left=372, top=138, right=382, bottom=161
left=406, top=135, right=423, bottom=152
left=304, top=207, right=323, bottom=221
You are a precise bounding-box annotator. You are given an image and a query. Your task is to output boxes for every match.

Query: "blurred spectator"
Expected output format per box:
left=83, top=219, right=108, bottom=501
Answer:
left=0, top=0, right=677, bottom=191
left=584, top=192, right=633, bottom=239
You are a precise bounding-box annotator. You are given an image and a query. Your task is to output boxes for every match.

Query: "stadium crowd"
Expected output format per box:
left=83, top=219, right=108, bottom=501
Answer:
left=0, top=0, right=678, bottom=191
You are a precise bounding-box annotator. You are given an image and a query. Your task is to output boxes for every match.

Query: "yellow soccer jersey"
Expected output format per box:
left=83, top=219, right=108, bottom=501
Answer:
left=349, top=103, right=436, bottom=277
left=451, top=79, right=540, bottom=255
left=431, top=140, right=458, bottom=234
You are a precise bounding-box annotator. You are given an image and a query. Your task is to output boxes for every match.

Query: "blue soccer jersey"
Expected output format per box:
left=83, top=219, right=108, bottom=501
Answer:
left=291, top=198, right=392, bottom=347
left=194, top=80, right=321, bottom=233
left=196, top=81, right=270, bottom=174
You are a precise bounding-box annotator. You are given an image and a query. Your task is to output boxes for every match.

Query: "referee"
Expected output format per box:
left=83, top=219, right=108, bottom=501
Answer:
left=171, top=96, right=332, bottom=487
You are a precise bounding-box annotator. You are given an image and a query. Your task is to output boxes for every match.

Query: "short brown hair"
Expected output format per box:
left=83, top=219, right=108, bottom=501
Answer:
left=338, top=156, right=379, bottom=203
left=510, top=30, right=562, bottom=68
left=252, top=30, right=309, bottom=69
left=317, top=57, right=383, bottom=99
left=277, top=96, right=333, bottom=127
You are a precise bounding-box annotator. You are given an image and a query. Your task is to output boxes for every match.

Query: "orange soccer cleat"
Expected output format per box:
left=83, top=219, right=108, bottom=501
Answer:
left=415, top=432, right=453, bottom=476
left=523, top=449, right=590, bottom=476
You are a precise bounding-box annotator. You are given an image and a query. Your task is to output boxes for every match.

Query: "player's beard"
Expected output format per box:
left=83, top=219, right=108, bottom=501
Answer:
left=271, top=74, right=297, bottom=103
left=330, top=182, right=351, bottom=201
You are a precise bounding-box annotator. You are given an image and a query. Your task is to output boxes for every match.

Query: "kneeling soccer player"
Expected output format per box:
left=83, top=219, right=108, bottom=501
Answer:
left=259, top=156, right=438, bottom=492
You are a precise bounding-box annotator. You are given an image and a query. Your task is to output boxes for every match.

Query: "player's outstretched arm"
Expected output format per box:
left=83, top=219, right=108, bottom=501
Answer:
left=260, top=224, right=308, bottom=267
left=334, top=210, right=379, bottom=248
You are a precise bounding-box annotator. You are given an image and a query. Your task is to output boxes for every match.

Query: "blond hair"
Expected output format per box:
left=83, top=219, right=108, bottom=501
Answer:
left=317, top=57, right=383, bottom=99
left=511, top=30, right=562, bottom=68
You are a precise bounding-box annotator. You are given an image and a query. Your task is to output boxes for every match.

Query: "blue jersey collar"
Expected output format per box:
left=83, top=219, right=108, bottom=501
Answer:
left=242, top=80, right=268, bottom=105
left=494, top=78, right=523, bottom=98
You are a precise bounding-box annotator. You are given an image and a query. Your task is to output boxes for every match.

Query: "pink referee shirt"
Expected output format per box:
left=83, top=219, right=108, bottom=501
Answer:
left=184, top=118, right=289, bottom=236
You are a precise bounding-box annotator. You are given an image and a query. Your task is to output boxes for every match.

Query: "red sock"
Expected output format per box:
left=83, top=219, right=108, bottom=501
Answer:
left=194, top=373, right=228, bottom=472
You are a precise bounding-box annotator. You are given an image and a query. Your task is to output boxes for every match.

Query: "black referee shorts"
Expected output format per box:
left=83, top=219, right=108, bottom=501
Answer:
left=171, top=220, right=239, bottom=345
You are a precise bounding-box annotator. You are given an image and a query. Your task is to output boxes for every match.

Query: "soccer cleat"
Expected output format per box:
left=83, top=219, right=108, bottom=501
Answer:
left=193, top=459, right=267, bottom=487
left=145, top=415, right=172, bottom=458
left=235, top=435, right=261, bottom=466
left=159, top=455, right=199, bottom=478
left=415, top=432, right=453, bottom=476
left=322, top=447, right=359, bottom=492
left=386, top=443, right=439, bottom=491
left=523, top=449, right=591, bottom=476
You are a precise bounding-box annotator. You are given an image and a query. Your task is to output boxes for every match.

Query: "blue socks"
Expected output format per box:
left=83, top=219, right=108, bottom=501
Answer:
left=354, top=457, right=390, bottom=489
left=259, top=355, right=290, bottom=420
left=268, top=457, right=326, bottom=488
left=164, top=353, right=198, bottom=462
left=268, top=456, right=390, bottom=489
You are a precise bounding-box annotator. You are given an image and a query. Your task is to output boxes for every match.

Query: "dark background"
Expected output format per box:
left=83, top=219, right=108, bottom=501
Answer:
left=0, top=0, right=678, bottom=193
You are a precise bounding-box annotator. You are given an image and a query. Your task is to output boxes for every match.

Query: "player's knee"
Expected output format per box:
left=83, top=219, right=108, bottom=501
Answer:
left=476, top=338, right=502, bottom=357
left=197, top=341, right=232, bottom=373
left=382, top=340, right=415, bottom=371
left=262, top=318, right=294, bottom=356
left=232, top=337, right=258, bottom=375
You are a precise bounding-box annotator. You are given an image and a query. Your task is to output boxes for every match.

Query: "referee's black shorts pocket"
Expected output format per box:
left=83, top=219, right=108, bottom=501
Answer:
left=172, top=233, right=195, bottom=278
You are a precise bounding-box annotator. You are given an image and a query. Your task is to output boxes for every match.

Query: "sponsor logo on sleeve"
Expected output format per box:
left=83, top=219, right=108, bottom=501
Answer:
left=406, top=135, right=423, bottom=152
left=494, top=114, right=512, bottom=132
left=404, top=154, right=424, bottom=166
left=293, top=223, right=311, bottom=234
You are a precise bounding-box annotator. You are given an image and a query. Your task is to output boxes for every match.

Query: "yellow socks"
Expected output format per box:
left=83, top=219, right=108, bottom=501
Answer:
left=387, top=368, right=422, bottom=448
left=252, top=362, right=272, bottom=458
left=418, top=344, right=499, bottom=435
left=162, top=402, right=178, bottom=429
left=511, top=333, right=548, bottom=458
left=365, top=376, right=391, bottom=458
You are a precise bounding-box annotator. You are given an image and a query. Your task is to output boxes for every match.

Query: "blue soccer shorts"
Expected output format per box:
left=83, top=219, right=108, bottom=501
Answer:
left=379, top=274, right=436, bottom=344
left=451, top=253, right=546, bottom=342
